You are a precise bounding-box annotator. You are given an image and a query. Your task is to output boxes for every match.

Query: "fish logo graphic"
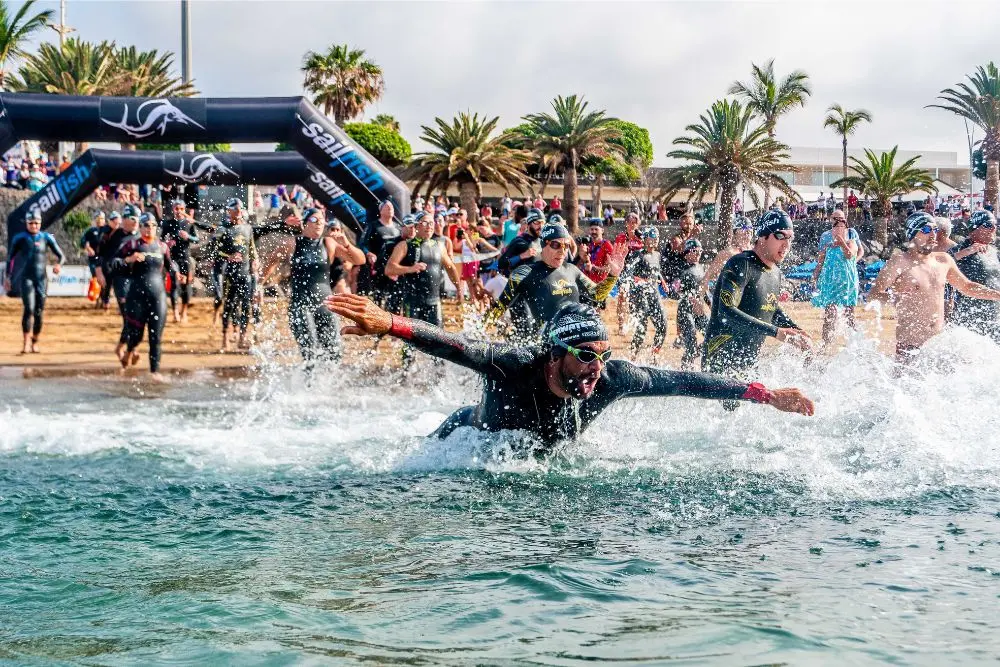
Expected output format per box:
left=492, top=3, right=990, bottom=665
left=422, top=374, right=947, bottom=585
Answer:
left=101, top=99, right=205, bottom=138
left=164, top=154, right=237, bottom=183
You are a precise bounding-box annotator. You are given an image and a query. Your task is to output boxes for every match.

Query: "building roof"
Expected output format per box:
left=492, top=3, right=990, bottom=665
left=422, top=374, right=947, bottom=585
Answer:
left=787, top=146, right=960, bottom=169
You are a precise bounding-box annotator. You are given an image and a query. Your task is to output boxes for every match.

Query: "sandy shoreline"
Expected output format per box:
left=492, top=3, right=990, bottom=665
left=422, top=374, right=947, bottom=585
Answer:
left=0, top=296, right=897, bottom=379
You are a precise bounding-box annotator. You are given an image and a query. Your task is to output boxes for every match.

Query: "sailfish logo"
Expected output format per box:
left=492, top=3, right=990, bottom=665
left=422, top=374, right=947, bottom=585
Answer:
left=101, top=99, right=205, bottom=138
left=164, top=154, right=237, bottom=183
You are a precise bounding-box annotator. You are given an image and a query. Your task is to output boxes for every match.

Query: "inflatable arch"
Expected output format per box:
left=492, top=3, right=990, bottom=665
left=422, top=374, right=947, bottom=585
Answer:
left=0, top=92, right=408, bottom=238
left=8, top=148, right=368, bottom=237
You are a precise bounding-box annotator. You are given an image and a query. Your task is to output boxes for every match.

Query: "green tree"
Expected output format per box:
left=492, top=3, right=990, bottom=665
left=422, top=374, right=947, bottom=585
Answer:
left=583, top=120, right=653, bottom=217
left=823, top=104, right=873, bottom=209
left=372, top=113, right=400, bottom=132
left=301, top=44, right=384, bottom=124
left=12, top=37, right=117, bottom=95
left=929, top=63, right=1000, bottom=210
left=408, top=112, right=533, bottom=223
left=521, top=95, right=623, bottom=232
left=729, top=59, right=811, bottom=209
left=0, top=0, right=52, bottom=90
left=343, top=121, right=411, bottom=167
left=109, top=45, right=196, bottom=98
left=663, top=99, right=798, bottom=243
left=830, top=146, right=936, bottom=249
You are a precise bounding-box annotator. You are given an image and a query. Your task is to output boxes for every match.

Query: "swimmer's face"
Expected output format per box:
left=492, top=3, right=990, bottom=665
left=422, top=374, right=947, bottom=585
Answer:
left=913, top=227, right=938, bottom=254
left=379, top=201, right=394, bottom=221
left=26, top=219, right=41, bottom=232
left=971, top=224, right=996, bottom=244
left=679, top=216, right=694, bottom=233
left=417, top=219, right=433, bottom=238
left=541, top=239, right=570, bottom=268
left=140, top=222, right=157, bottom=241
left=303, top=213, right=325, bottom=239
left=122, top=217, right=139, bottom=233
left=107, top=216, right=120, bottom=230
left=626, top=216, right=639, bottom=233
left=227, top=206, right=242, bottom=224
left=401, top=223, right=416, bottom=239
left=759, top=232, right=793, bottom=264
left=733, top=228, right=753, bottom=248
left=685, top=248, right=702, bottom=264
left=172, top=203, right=186, bottom=218
left=643, top=236, right=657, bottom=251
left=559, top=340, right=610, bottom=399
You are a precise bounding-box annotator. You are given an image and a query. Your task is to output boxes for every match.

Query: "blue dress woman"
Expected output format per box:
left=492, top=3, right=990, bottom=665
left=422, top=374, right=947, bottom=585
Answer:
left=811, top=212, right=862, bottom=346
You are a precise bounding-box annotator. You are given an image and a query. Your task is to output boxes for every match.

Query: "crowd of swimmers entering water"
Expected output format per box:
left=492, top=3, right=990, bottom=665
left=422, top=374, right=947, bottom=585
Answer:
left=7, top=196, right=1000, bottom=450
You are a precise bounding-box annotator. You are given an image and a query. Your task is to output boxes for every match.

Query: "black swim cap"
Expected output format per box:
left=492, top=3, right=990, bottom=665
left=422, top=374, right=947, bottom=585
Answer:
left=122, top=204, right=140, bottom=220
left=547, top=213, right=565, bottom=225
left=755, top=209, right=793, bottom=237
left=540, top=223, right=572, bottom=243
left=904, top=211, right=936, bottom=240
left=525, top=208, right=545, bottom=225
left=543, top=303, right=609, bottom=350
left=683, top=238, right=702, bottom=253
left=226, top=197, right=244, bottom=210
left=968, top=209, right=997, bottom=230
left=139, top=212, right=157, bottom=227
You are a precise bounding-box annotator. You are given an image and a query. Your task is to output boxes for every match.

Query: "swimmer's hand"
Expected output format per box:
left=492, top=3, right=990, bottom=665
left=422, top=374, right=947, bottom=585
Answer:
left=325, top=294, right=391, bottom=336
left=767, top=388, right=815, bottom=416
left=606, top=241, right=629, bottom=277
left=777, top=327, right=812, bottom=351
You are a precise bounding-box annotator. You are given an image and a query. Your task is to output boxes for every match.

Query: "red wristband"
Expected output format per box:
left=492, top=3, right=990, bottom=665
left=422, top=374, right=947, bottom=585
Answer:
left=742, top=382, right=773, bottom=404
left=389, top=314, right=414, bottom=340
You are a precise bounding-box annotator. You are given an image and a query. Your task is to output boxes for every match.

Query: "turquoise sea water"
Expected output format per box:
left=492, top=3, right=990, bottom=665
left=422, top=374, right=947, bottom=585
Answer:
left=2, top=329, right=999, bottom=665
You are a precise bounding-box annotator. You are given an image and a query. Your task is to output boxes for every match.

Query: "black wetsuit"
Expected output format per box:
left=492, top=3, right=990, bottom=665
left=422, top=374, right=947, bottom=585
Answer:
left=288, top=235, right=340, bottom=363
left=7, top=231, right=65, bottom=336
left=80, top=224, right=108, bottom=277
left=703, top=250, right=798, bottom=378
left=98, top=227, right=138, bottom=315
left=497, top=232, right=541, bottom=276
left=215, top=222, right=257, bottom=333
left=677, top=262, right=708, bottom=366
left=111, top=237, right=170, bottom=372
left=488, top=261, right=617, bottom=337
left=329, top=257, right=346, bottom=289
left=951, top=239, right=1000, bottom=342
left=387, top=319, right=768, bottom=449
left=627, top=250, right=666, bottom=353
left=398, top=236, right=448, bottom=326
left=360, top=221, right=401, bottom=307
left=161, top=215, right=200, bottom=308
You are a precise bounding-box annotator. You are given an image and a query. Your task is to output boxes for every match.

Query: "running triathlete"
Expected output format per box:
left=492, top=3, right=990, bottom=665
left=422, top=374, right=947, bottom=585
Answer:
left=948, top=210, right=1000, bottom=343
left=160, top=199, right=200, bottom=323
left=497, top=207, right=544, bottom=276
left=677, top=239, right=709, bottom=369
left=385, top=212, right=464, bottom=326
left=703, top=210, right=812, bottom=399
left=614, top=212, right=644, bottom=334
left=97, top=205, right=140, bottom=317
left=627, top=226, right=668, bottom=358
left=485, top=223, right=627, bottom=336
left=5, top=210, right=65, bottom=353
left=704, top=216, right=754, bottom=287
left=325, top=295, right=815, bottom=452
left=359, top=200, right=401, bottom=307
left=110, top=212, right=170, bottom=378
left=80, top=211, right=107, bottom=281
left=215, top=198, right=257, bottom=351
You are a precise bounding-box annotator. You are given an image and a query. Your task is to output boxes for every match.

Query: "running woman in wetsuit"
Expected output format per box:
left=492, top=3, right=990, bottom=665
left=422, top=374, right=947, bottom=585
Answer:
left=110, top=212, right=170, bottom=378
left=80, top=210, right=107, bottom=281
left=160, top=199, right=199, bottom=323
left=5, top=210, right=65, bottom=353
left=703, top=210, right=812, bottom=402
left=325, top=295, right=815, bottom=452
left=359, top=200, right=401, bottom=307
left=93, top=211, right=121, bottom=310
left=385, top=212, right=464, bottom=326
left=627, top=226, right=668, bottom=359
left=215, top=198, right=258, bottom=351
left=265, top=208, right=365, bottom=365
left=676, top=239, right=709, bottom=369
left=949, top=210, right=1000, bottom=343
left=97, top=206, right=140, bottom=317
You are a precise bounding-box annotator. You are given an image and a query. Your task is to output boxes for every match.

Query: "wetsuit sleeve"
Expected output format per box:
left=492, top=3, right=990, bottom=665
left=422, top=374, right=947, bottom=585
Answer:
left=108, top=239, right=135, bottom=275
left=485, top=263, right=529, bottom=324
left=6, top=233, right=26, bottom=276
left=772, top=307, right=798, bottom=330
left=607, top=360, right=764, bottom=403
left=498, top=237, right=527, bottom=274
left=187, top=224, right=199, bottom=244
left=388, top=315, right=525, bottom=375
left=575, top=266, right=617, bottom=304
left=46, top=234, right=66, bottom=264
left=359, top=223, right=375, bottom=255
left=715, top=256, right=781, bottom=338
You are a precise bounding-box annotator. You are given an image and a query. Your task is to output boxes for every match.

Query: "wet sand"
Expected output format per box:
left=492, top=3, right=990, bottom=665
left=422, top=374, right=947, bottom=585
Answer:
left=0, top=296, right=896, bottom=379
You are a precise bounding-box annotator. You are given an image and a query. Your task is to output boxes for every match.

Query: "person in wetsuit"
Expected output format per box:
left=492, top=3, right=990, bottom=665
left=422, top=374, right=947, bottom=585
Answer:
left=80, top=211, right=107, bottom=282
left=485, top=222, right=626, bottom=337
left=385, top=212, right=464, bottom=326
left=676, top=239, right=709, bottom=369
left=92, top=211, right=121, bottom=310
left=949, top=210, right=1000, bottom=342
left=703, top=210, right=812, bottom=407
left=265, top=208, right=365, bottom=365
left=5, top=211, right=65, bottom=353
left=324, top=295, right=815, bottom=452
left=627, top=226, right=668, bottom=358
left=110, top=212, right=170, bottom=377
left=614, top=211, right=645, bottom=334
left=160, top=199, right=200, bottom=323
left=215, top=197, right=258, bottom=351
left=497, top=207, right=544, bottom=276
left=97, top=205, right=140, bottom=317
left=359, top=200, right=401, bottom=307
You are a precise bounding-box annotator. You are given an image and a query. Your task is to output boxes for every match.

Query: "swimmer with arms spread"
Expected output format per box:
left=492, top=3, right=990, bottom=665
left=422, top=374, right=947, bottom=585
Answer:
left=869, top=211, right=1000, bottom=362
left=324, top=294, right=814, bottom=451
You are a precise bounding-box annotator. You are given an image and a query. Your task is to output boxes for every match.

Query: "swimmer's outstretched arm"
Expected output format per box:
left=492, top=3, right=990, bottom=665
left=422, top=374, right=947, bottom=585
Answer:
left=325, top=293, right=524, bottom=374
left=612, top=361, right=815, bottom=416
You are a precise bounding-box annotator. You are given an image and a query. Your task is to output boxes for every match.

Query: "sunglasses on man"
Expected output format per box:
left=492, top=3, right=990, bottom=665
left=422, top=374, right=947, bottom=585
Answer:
left=772, top=231, right=794, bottom=241
left=550, top=335, right=613, bottom=364
left=546, top=240, right=570, bottom=251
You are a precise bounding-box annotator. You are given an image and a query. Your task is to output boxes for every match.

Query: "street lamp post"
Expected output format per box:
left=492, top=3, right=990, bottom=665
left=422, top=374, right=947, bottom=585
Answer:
left=180, top=0, right=193, bottom=153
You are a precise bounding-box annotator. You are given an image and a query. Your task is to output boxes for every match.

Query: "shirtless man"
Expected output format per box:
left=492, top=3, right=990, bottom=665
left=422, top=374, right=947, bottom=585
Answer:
left=869, top=211, right=1000, bottom=362
left=705, top=216, right=755, bottom=287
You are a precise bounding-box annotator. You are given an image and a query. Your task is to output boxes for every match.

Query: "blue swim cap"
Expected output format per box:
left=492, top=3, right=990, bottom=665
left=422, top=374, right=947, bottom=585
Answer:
left=755, top=209, right=793, bottom=237
left=968, top=209, right=997, bottom=230
left=904, top=211, right=936, bottom=240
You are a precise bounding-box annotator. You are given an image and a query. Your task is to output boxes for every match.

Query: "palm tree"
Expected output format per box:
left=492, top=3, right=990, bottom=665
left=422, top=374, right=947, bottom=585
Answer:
left=520, top=95, right=623, bottom=232
left=372, top=113, right=400, bottom=132
left=929, top=63, right=1000, bottom=210
left=301, top=44, right=384, bottom=124
left=830, top=146, right=936, bottom=250
left=0, top=0, right=52, bottom=89
left=110, top=46, right=196, bottom=98
left=408, top=112, right=533, bottom=223
left=729, top=59, right=811, bottom=208
left=12, top=37, right=118, bottom=95
left=663, top=99, right=798, bottom=243
left=823, top=104, right=872, bottom=211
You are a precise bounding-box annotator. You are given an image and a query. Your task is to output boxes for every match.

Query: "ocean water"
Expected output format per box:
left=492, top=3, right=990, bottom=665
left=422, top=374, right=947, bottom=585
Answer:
left=1, top=330, right=999, bottom=665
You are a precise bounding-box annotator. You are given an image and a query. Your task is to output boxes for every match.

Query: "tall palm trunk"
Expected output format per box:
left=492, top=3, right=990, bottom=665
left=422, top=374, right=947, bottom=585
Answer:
left=539, top=173, right=551, bottom=198
left=841, top=135, right=849, bottom=217
left=874, top=196, right=890, bottom=250
left=459, top=181, right=479, bottom=224
left=717, top=178, right=738, bottom=249
left=762, top=125, right=776, bottom=210
left=984, top=131, right=1000, bottom=211
left=564, top=149, right=580, bottom=233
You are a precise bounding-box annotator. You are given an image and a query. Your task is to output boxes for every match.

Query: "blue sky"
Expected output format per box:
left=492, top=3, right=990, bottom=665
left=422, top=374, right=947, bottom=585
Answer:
left=15, top=0, right=999, bottom=164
